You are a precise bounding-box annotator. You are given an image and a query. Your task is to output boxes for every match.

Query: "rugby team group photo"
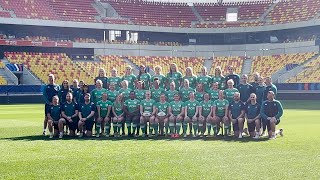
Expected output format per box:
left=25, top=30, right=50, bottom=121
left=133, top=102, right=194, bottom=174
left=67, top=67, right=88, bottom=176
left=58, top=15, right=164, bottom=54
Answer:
left=43, top=64, right=283, bottom=140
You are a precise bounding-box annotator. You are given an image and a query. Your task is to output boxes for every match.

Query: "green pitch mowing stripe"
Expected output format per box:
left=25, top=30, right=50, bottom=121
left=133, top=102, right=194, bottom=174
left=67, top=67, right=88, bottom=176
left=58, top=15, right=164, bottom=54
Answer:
left=0, top=101, right=319, bottom=179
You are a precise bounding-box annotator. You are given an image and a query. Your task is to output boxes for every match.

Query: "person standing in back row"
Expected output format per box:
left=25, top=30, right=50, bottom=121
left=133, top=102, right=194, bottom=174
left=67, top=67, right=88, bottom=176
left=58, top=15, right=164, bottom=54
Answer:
left=95, top=68, right=108, bottom=89
left=225, top=66, right=240, bottom=88
left=43, top=74, right=60, bottom=136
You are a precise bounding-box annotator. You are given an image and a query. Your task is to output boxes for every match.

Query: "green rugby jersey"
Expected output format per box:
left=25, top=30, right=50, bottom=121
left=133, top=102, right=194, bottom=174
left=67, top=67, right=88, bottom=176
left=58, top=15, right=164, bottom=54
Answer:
left=113, top=102, right=123, bottom=116
left=169, top=101, right=184, bottom=116
left=179, top=87, right=195, bottom=102
left=122, top=74, right=136, bottom=90
left=90, top=88, right=108, bottom=104
left=200, top=100, right=213, bottom=117
left=195, top=91, right=204, bottom=102
left=119, top=88, right=132, bottom=101
left=138, top=73, right=151, bottom=89
left=212, top=76, right=225, bottom=89
left=124, top=99, right=140, bottom=113
left=166, top=72, right=182, bottom=90
left=108, top=77, right=122, bottom=90
left=165, top=90, right=178, bottom=102
left=97, top=100, right=112, bottom=118
left=208, top=89, right=219, bottom=102
left=183, top=76, right=197, bottom=89
left=134, top=89, right=146, bottom=101
left=107, top=90, right=119, bottom=103
left=184, top=100, right=199, bottom=117
left=140, top=99, right=156, bottom=113
left=197, top=75, right=212, bottom=92
left=224, top=88, right=239, bottom=103
left=213, top=99, right=229, bottom=117
left=155, top=101, right=170, bottom=114
left=151, top=74, right=166, bottom=89
left=151, top=88, right=165, bottom=102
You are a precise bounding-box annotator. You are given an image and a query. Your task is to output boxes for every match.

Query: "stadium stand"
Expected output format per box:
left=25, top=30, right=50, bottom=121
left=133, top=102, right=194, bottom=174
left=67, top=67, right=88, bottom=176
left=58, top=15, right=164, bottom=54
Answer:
left=0, top=0, right=59, bottom=20
left=209, top=56, right=244, bottom=75
left=47, top=0, right=98, bottom=22
left=102, top=0, right=197, bottom=27
left=128, top=56, right=205, bottom=74
left=250, top=52, right=316, bottom=78
left=287, top=55, right=320, bottom=83
left=194, top=0, right=272, bottom=21
left=267, top=0, right=320, bottom=24
left=75, top=55, right=128, bottom=78
left=4, top=52, right=92, bottom=85
left=0, top=60, right=7, bottom=85
left=0, top=10, right=11, bottom=18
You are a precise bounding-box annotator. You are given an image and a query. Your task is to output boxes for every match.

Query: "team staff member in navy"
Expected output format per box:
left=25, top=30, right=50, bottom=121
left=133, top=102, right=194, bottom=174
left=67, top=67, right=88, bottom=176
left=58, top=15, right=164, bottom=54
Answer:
left=260, top=91, right=283, bottom=139
left=43, top=74, right=60, bottom=136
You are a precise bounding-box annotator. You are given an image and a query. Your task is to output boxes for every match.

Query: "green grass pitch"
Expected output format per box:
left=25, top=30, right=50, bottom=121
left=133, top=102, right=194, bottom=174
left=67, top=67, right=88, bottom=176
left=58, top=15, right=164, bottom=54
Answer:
left=0, top=100, right=319, bottom=179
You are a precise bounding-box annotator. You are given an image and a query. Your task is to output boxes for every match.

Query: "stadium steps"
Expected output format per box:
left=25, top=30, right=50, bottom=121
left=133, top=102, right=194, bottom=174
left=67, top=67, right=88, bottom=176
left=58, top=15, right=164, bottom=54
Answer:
left=0, top=4, right=14, bottom=18
left=277, top=53, right=320, bottom=83
left=204, top=58, right=213, bottom=74
left=99, top=1, right=122, bottom=19
left=122, top=57, right=141, bottom=75
left=189, top=3, right=203, bottom=22
left=22, top=66, right=44, bottom=85
left=241, top=58, right=253, bottom=75
left=260, top=0, right=279, bottom=22
left=0, top=69, right=15, bottom=85
left=92, top=0, right=105, bottom=22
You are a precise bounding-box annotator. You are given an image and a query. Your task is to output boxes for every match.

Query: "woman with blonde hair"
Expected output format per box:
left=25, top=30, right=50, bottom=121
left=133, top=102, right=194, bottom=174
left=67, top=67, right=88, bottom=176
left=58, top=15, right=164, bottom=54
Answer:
left=152, top=66, right=166, bottom=89
left=95, top=68, right=108, bottom=89
left=183, top=67, right=197, bottom=89
left=166, top=63, right=182, bottom=91
left=122, top=65, right=136, bottom=90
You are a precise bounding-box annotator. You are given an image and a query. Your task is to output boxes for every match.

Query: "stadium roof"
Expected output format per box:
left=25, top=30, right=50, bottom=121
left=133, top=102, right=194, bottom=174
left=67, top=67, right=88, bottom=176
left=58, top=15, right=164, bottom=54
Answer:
left=142, top=0, right=270, bottom=3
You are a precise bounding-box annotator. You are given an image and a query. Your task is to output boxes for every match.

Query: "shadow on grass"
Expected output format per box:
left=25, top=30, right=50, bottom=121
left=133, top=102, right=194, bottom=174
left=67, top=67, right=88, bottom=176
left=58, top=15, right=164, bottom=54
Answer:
left=281, top=100, right=320, bottom=110
left=1, top=134, right=271, bottom=143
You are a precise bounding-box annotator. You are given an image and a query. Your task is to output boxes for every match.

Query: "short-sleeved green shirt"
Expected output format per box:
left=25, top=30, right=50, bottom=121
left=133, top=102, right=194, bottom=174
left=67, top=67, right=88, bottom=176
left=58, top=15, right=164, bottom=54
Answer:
left=140, top=99, right=155, bottom=113
left=184, top=100, right=199, bottom=117
left=108, top=77, right=122, bottom=91
left=212, top=76, right=225, bottom=89
left=107, top=90, right=119, bottom=103
left=138, top=73, right=151, bottom=89
left=165, top=90, right=178, bottom=102
left=179, top=87, right=195, bottom=102
left=155, top=101, right=170, bottom=114
left=151, top=88, right=165, bottom=102
left=169, top=101, right=184, bottom=116
left=208, top=89, right=219, bottom=102
left=213, top=99, right=229, bottom=117
left=113, top=102, right=123, bottom=116
left=119, top=88, right=132, bottom=101
left=197, top=75, right=212, bottom=92
left=224, top=88, right=239, bottom=103
left=151, top=74, right=166, bottom=89
left=90, top=88, right=108, bottom=104
left=195, top=91, right=204, bottom=102
left=122, top=74, right=136, bottom=90
left=183, top=76, right=197, bottom=89
left=97, top=100, right=112, bottom=118
left=166, top=72, right=182, bottom=90
left=124, top=99, right=140, bottom=113
left=135, top=89, right=146, bottom=101
left=201, top=100, right=213, bottom=117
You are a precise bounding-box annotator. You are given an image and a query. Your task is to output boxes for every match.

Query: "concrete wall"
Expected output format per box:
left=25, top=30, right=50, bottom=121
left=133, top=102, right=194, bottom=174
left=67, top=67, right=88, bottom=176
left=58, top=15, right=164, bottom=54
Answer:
left=89, top=41, right=318, bottom=57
